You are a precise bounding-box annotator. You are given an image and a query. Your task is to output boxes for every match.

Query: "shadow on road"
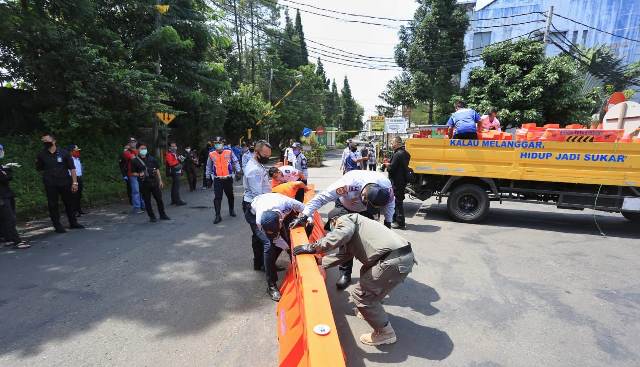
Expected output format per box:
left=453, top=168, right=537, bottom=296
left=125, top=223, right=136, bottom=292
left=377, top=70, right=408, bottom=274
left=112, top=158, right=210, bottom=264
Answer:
left=422, top=203, right=640, bottom=239
left=327, top=270, right=453, bottom=367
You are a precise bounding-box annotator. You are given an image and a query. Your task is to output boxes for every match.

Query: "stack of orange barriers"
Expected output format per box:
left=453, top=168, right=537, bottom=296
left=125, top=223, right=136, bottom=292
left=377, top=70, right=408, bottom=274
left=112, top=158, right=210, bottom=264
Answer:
left=276, top=186, right=346, bottom=367
left=514, top=122, right=628, bottom=143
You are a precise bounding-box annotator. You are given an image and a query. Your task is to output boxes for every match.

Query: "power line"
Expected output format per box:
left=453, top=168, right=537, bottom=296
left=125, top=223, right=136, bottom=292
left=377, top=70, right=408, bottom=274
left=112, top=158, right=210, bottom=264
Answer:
left=552, top=12, right=640, bottom=43
left=279, top=0, right=412, bottom=22
left=473, top=19, right=545, bottom=30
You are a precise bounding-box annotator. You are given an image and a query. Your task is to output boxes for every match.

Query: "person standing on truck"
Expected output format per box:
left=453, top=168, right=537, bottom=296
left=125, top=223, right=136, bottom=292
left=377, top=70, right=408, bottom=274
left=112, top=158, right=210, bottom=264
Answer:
left=384, top=136, right=411, bottom=229
left=293, top=208, right=414, bottom=346
left=480, top=107, right=501, bottom=132
left=447, top=100, right=481, bottom=139
left=290, top=170, right=395, bottom=289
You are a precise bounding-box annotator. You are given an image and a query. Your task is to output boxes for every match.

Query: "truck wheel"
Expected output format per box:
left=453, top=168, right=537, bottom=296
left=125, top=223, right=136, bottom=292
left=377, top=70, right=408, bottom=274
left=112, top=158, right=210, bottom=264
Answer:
left=447, top=184, right=490, bottom=223
left=622, top=211, right=640, bottom=222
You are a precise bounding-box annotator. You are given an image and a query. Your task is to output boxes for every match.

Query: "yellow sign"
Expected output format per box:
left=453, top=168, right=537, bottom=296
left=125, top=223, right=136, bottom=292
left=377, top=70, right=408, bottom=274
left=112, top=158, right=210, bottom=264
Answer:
left=156, top=112, right=176, bottom=125
left=370, top=115, right=385, bottom=122
left=155, top=5, right=170, bottom=14
left=371, top=121, right=385, bottom=132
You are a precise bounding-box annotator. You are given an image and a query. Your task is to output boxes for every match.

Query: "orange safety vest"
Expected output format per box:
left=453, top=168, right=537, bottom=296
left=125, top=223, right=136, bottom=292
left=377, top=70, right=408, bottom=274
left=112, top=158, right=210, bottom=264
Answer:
left=272, top=181, right=306, bottom=199
left=209, top=150, right=234, bottom=177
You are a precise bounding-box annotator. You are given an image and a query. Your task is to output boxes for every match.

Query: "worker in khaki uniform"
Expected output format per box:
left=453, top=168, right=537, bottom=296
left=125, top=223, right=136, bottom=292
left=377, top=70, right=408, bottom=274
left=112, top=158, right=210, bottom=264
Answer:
left=293, top=208, right=414, bottom=346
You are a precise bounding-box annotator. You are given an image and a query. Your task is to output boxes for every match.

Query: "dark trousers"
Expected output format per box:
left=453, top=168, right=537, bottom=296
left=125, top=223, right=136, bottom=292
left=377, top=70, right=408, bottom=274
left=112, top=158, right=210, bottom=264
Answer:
left=141, top=182, right=167, bottom=219
left=335, top=199, right=374, bottom=277
left=244, top=201, right=266, bottom=270
left=185, top=167, right=197, bottom=192
left=393, top=187, right=406, bottom=226
left=45, top=184, right=77, bottom=228
left=72, top=176, right=84, bottom=214
left=125, top=178, right=132, bottom=205
left=368, top=164, right=376, bottom=171
left=170, top=173, right=182, bottom=204
left=453, top=132, right=478, bottom=139
left=213, top=177, right=234, bottom=215
left=0, top=197, right=21, bottom=243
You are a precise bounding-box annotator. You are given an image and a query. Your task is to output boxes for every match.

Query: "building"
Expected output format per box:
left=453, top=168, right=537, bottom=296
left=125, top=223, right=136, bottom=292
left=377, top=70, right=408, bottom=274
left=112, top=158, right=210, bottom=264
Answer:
left=460, top=0, right=640, bottom=86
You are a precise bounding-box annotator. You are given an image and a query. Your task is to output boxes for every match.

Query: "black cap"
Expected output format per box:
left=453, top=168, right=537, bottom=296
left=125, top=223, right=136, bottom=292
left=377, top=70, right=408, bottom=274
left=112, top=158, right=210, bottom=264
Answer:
left=324, top=207, right=350, bottom=231
left=365, top=184, right=391, bottom=208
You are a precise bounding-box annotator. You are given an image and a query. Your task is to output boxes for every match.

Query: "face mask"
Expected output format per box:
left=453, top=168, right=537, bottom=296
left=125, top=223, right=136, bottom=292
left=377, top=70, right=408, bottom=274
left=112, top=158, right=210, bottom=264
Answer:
left=293, top=149, right=301, bottom=156
left=350, top=147, right=357, bottom=152
left=249, top=147, right=254, bottom=153
left=139, top=149, right=148, bottom=156
left=214, top=144, right=223, bottom=150
left=72, top=151, right=80, bottom=158
left=185, top=148, right=191, bottom=153
left=170, top=147, right=177, bottom=152
left=256, top=153, right=269, bottom=164
left=43, top=142, right=54, bottom=149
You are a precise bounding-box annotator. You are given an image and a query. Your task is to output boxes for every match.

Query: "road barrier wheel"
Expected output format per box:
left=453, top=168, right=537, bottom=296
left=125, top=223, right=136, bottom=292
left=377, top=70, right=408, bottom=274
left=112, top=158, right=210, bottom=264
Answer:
left=622, top=211, right=640, bottom=223
left=447, top=184, right=490, bottom=223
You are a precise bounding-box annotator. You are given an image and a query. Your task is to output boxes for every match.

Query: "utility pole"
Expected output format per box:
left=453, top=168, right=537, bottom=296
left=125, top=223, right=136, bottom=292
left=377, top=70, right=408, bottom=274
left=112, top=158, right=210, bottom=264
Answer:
left=543, top=5, right=554, bottom=45
left=153, top=0, right=162, bottom=158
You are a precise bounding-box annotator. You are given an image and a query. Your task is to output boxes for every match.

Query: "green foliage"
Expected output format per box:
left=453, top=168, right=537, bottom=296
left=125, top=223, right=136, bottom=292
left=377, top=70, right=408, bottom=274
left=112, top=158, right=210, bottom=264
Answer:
left=465, top=39, right=595, bottom=127
left=223, top=83, right=271, bottom=142
left=340, top=76, right=362, bottom=131
left=395, top=0, right=469, bottom=123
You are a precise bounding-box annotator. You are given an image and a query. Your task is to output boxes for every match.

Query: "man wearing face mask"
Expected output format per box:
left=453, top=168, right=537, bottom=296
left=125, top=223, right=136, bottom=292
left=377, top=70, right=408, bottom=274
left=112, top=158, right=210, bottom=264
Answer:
left=165, top=142, right=186, bottom=206
left=206, top=136, right=241, bottom=224
left=290, top=170, right=395, bottom=289
left=131, top=144, right=171, bottom=222
left=251, top=192, right=305, bottom=301
left=182, top=145, right=198, bottom=192
left=123, top=138, right=145, bottom=213
left=293, top=208, right=414, bottom=346
left=67, top=144, right=85, bottom=217
left=0, top=144, right=30, bottom=249
left=344, top=143, right=368, bottom=173
left=242, top=140, right=273, bottom=272
left=35, top=134, right=84, bottom=233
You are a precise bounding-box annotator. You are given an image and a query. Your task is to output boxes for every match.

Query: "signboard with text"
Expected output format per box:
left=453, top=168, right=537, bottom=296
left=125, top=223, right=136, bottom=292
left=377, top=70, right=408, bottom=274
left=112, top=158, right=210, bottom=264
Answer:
left=385, top=117, right=408, bottom=134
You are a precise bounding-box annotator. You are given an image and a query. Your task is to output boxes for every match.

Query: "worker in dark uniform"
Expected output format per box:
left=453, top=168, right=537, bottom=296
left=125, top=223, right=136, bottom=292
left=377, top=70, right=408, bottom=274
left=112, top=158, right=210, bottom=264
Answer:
left=35, top=134, right=84, bottom=233
left=206, top=136, right=241, bottom=224
left=290, top=170, right=395, bottom=289
left=183, top=145, right=198, bottom=192
left=384, top=136, right=411, bottom=229
left=131, top=143, right=170, bottom=222
left=0, top=144, right=30, bottom=249
left=293, top=208, right=414, bottom=346
left=165, top=142, right=186, bottom=206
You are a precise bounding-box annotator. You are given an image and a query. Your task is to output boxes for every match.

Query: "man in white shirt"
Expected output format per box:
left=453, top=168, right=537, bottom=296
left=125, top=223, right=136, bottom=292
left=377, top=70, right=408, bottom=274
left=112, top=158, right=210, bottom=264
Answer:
left=68, top=144, right=85, bottom=216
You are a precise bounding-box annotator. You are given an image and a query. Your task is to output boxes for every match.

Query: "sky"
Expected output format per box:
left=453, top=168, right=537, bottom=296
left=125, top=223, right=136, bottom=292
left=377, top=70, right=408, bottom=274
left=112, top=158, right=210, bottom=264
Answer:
left=287, top=0, right=419, bottom=119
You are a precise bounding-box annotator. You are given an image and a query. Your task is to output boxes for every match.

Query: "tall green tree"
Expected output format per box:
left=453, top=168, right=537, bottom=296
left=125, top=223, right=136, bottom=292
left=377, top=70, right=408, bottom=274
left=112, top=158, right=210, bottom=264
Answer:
left=315, top=58, right=329, bottom=89
left=325, top=79, right=342, bottom=127
left=294, top=10, right=309, bottom=63
left=340, top=76, right=361, bottom=131
left=395, top=0, right=468, bottom=123
left=465, top=39, right=594, bottom=126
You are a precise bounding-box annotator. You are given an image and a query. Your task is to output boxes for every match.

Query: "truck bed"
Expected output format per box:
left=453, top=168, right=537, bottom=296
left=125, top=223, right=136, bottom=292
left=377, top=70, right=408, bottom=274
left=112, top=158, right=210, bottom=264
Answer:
left=406, top=139, right=640, bottom=187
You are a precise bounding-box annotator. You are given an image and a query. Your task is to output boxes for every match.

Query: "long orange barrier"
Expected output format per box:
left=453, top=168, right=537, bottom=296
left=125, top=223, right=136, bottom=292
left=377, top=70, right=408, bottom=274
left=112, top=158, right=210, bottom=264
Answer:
left=276, top=187, right=346, bottom=367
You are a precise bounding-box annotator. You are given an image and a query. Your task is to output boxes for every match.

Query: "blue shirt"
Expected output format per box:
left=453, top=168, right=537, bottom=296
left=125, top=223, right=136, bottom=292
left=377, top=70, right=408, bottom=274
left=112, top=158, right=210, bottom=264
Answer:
left=344, top=151, right=361, bottom=172
left=447, top=108, right=481, bottom=134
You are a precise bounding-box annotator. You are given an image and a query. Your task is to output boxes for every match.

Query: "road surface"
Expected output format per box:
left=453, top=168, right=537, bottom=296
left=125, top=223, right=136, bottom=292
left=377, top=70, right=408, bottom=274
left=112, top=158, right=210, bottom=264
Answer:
left=1, top=151, right=639, bottom=366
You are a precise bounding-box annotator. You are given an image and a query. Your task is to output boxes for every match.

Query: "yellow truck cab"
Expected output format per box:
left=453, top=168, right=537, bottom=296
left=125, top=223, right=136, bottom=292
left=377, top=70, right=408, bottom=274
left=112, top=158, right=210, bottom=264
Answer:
left=405, top=138, right=640, bottom=223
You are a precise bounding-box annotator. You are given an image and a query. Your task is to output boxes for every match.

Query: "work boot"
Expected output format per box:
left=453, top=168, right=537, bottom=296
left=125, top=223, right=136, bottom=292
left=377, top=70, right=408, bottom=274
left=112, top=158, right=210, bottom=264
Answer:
left=214, top=215, right=222, bottom=224
left=150, top=217, right=158, bottom=223
left=360, top=323, right=397, bottom=346
left=213, top=199, right=222, bottom=224
left=254, top=259, right=265, bottom=271
left=391, top=222, right=406, bottom=230
left=267, top=284, right=282, bottom=302
left=229, top=207, right=236, bottom=217
left=336, top=274, right=351, bottom=290
left=160, top=215, right=171, bottom=220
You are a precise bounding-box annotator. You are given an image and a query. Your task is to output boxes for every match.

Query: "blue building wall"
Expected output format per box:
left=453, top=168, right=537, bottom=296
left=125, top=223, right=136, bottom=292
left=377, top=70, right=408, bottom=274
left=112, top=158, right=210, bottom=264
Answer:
left=461, top=0, right=640, bottom=87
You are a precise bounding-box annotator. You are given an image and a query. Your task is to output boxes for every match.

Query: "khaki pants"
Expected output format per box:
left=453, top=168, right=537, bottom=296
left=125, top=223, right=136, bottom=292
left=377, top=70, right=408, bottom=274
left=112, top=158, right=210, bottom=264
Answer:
left=350, top=251, right=414, bottom=330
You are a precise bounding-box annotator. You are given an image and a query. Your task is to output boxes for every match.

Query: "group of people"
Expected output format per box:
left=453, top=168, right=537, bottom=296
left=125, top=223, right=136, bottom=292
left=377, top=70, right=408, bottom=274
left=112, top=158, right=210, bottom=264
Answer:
left=446, top=100, right=501, bottom=139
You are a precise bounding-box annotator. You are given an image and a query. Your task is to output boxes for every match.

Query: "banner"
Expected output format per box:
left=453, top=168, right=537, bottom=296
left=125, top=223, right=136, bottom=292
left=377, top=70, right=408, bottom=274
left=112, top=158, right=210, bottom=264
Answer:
left=385, top=117, right=408, bottom=133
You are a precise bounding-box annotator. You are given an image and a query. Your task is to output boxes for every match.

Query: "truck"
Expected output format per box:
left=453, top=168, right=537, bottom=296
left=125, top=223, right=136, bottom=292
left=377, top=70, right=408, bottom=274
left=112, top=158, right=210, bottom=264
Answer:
left=405, top=138, right=640, bottom=223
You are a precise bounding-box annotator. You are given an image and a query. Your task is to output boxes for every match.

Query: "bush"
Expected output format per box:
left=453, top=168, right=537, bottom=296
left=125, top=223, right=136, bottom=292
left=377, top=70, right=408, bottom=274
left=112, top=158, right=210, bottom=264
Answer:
left=1, top=135, right=129, bottom=220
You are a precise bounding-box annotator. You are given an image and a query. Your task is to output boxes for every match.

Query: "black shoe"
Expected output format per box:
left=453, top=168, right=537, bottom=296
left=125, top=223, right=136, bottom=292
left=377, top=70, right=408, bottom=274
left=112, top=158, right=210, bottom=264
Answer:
left=160, top=215, right=171, bottom=220
left=213, top=215, right=222, bottom=224
left=229, top=208, right=236, bottom=217
left=69, top=223, right=85, bottom=229
left=54, top=226, right=67, bottom=234
left=268, top=285, right=282, bottom=302
left=254, top=260, right=264, bottom=271
left=150, top=217, right=158, bottom=222
left=336, top=274, right=351, bottom=290
left=176, top=201, right=187, bottom=206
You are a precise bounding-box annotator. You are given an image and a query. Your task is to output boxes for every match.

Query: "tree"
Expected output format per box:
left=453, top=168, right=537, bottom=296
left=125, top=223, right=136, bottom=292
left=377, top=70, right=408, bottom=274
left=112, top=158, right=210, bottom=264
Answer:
left=378, top=72, right=415, bottom=115
left=315, top=58, right=330, bottom=89
left=325, top=79, right=342, bottom=127
left=223, top=83, right=271, bottom=142
left=465, top=39, right=595, bottom=126
left=341, top=76, right=361, bottom=131
left=279, top=10, right=306, bottom=69
left=294, top=10, right=309, bottom=63
left=395, top=0, right=468, bottom=123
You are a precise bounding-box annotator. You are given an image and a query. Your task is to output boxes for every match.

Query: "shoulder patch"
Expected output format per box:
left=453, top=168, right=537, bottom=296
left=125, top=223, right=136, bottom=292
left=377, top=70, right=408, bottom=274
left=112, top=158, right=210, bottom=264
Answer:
left=335, top=186, right=348, bottom=196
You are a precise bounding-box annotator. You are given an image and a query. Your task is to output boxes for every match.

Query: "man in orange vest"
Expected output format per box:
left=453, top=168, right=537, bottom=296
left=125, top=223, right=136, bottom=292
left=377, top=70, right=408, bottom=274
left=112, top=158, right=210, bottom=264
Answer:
left=205, top=136, right=241, bottom=224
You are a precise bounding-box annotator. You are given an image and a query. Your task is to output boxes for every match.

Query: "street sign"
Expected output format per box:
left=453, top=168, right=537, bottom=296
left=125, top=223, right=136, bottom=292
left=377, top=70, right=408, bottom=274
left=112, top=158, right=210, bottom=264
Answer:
left=316, top=126, right=325, bottom=136
left=302, top=127, right=313, bottom=137
left=156, top=112, right=176, bottom=125
left=385, top=117, right=408, bottom=134
left=155, top=5, right=170, bottom=14
left=370, top=115, right=385, bottom=122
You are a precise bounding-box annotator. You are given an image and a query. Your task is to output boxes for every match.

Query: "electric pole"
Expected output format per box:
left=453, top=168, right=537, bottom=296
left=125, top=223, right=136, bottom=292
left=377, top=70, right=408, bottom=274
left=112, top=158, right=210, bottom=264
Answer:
left=543, top=6, right=554, bottom=45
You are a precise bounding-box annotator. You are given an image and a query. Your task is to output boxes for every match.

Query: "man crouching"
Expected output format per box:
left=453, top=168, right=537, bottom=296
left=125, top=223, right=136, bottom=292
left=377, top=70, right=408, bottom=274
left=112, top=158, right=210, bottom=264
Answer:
left=293, top=208, right=415, bottom=346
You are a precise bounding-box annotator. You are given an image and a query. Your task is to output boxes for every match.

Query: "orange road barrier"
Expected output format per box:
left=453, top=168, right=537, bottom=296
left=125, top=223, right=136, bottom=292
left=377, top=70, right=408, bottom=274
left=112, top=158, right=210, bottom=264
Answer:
left=276, top=187, right=346, bottom=367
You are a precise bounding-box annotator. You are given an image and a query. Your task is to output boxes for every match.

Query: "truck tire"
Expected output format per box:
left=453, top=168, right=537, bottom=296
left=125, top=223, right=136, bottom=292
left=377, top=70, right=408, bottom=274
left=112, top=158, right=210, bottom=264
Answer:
left=447, top=184, right=490, bottom=223
left=622, top=211, right=640, bottom=222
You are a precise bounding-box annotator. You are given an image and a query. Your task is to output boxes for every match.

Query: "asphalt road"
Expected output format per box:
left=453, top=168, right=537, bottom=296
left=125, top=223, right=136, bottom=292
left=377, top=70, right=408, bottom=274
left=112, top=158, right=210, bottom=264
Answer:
left=2, top=151, right=639, bottom=367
